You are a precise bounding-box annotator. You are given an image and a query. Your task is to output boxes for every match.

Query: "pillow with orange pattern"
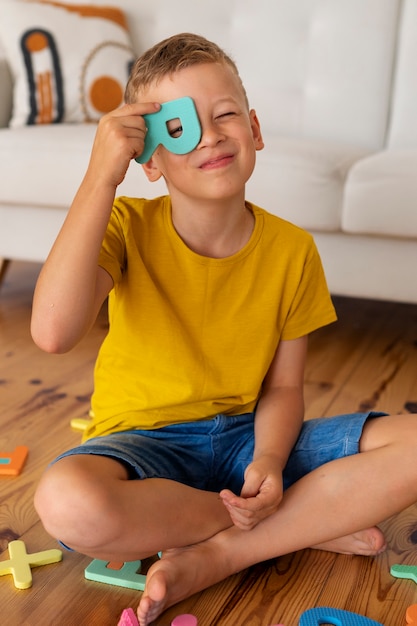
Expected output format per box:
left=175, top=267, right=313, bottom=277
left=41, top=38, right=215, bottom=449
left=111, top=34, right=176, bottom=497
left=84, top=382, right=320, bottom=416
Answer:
left=0, top=0, right=135, bottom=127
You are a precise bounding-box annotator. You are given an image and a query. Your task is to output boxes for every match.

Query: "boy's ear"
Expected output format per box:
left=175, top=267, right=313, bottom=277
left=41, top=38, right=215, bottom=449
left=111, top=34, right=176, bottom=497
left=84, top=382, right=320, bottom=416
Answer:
left=250, top=109, right=264, bottom=151
left=141, top=157, right=163, bottom=182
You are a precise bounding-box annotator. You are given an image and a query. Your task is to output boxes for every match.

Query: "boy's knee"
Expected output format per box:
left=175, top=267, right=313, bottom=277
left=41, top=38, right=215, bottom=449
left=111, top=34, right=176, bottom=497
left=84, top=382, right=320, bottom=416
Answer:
left=34, top=458, right=120, bottom=550
left=35, top=463, right=80, bottom=540
left=360, top=413, right=417, bottom=452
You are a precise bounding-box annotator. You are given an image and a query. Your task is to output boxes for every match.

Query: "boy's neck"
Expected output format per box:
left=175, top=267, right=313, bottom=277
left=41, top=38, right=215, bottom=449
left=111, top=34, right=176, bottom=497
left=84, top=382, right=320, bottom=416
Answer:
left=170, top=196, right=255, bottom=259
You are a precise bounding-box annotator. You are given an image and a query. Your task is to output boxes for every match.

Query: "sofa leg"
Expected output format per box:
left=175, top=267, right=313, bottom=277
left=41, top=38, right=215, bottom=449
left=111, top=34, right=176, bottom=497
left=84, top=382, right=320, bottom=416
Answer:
left=0, top=259, right=11, bottom=287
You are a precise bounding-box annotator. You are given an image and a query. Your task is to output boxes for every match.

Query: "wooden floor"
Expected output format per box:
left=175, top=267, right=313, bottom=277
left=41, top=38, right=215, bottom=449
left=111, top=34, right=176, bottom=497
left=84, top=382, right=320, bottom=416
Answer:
left=1, top=261, right=417, bottom=626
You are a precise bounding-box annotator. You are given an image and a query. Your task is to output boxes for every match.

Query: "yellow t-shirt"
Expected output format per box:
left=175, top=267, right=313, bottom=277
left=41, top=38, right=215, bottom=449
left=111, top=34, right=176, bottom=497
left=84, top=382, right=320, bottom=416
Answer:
left=84, top=195, right=336, bottom=440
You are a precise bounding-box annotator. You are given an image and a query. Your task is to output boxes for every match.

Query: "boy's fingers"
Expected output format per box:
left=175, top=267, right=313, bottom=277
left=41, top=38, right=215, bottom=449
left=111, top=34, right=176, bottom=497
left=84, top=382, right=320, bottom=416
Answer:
left=240, top=474, right=263, bottom=498
left=221, top=492, right=263, bottom=513
left=116, top=102, right=161, bottom=117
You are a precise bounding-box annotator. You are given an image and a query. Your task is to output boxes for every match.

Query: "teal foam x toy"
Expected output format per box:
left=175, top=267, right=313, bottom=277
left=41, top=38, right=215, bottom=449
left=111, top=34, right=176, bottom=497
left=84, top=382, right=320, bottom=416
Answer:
left=135, top=96, right=201, bottom=163
left=391, top=563, right=417, bottom=583
left=299, top=607, right=383, bottom=625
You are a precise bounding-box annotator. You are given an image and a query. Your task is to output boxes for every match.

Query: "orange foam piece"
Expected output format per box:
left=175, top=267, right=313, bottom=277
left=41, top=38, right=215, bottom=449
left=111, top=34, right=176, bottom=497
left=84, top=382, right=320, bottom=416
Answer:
left=106, top=561, right=124, bottom=570
left=0, top=446, right=28, bottom=476
left=406, top=604, right=417, bottom=625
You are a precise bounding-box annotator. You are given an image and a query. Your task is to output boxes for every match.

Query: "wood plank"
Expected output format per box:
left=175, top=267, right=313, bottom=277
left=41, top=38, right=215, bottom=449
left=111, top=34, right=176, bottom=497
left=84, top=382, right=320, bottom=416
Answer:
left=305, top=296, right=417, bottom=417
left=322, top=299, right=417, bottom=416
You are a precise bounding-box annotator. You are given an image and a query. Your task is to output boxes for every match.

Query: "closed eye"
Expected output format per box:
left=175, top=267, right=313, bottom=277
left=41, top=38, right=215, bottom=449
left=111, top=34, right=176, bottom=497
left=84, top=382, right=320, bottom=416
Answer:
left=217, top=111, right=236, bottom=119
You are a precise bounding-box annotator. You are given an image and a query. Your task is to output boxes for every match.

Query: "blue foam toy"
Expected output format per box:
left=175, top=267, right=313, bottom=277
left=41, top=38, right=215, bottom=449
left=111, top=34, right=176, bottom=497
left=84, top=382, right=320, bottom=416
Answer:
left=135, top=96, right=201, bottom=163
left=299, top=607, right=383, bottom=626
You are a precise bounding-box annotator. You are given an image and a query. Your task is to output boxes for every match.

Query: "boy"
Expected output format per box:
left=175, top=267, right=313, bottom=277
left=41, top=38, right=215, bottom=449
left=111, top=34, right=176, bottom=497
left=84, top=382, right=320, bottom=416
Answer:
left=31, top=33, right=417, bottom=625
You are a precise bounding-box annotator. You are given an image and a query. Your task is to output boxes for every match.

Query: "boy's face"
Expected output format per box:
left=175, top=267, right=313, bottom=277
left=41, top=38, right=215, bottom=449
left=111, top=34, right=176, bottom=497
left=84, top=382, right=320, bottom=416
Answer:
left=138, top=62, right=264, bottom=203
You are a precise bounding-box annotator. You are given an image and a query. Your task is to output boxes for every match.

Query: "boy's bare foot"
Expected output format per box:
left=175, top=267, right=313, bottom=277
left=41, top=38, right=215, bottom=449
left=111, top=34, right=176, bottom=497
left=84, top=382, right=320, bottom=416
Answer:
left=137, top=542, right=231, bottom=626
left=312, top=526, right=387, bottom=555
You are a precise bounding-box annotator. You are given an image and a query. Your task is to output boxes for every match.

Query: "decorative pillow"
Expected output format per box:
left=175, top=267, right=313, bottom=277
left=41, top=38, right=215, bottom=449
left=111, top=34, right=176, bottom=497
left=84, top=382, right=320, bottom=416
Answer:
left=0, top=0, right=135, bottom=127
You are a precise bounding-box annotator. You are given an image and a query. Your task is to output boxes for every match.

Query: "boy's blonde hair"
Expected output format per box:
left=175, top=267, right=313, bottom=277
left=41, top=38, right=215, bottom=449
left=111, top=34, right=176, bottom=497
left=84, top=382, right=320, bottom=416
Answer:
left=125, top=32, right=248, bottom=107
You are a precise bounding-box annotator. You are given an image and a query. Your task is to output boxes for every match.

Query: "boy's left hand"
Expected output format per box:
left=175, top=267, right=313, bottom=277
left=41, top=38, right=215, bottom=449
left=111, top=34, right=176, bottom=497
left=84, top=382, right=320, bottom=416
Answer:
left=219, top=455, right=283, bottom=530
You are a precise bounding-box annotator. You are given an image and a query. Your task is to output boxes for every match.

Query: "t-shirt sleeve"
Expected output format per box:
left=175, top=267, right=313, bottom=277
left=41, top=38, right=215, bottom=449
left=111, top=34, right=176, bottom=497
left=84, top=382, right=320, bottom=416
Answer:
left=280, top=237, right=337, bottom=340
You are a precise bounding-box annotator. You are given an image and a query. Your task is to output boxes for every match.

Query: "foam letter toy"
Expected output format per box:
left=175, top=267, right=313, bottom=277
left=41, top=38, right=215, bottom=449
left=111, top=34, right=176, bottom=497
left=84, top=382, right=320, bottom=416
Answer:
left=406, top=604, right=417, bottom=625
left=391, top=563, right=417, bottom=583
left=135, top=97, right=201, bottom=163
left=85, top=559, right=146, bottom=590
left=0, top=540, right=62, bottom=589
left=171, top=615, right=198, bottom=626
left=117, top=608, right=139, bottom=626
left=299, top=607, right=383, bottom=625
left=0, top=445, right=28, bottom=476
left=70, top=418, right=92, bottom=431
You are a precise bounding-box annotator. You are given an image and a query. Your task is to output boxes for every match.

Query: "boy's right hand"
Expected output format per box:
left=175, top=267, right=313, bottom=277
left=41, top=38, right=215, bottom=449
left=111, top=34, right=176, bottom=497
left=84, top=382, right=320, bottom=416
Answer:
left=87, top=102, right=161, bottom=189
left=220, top=456, right=283, bottom=530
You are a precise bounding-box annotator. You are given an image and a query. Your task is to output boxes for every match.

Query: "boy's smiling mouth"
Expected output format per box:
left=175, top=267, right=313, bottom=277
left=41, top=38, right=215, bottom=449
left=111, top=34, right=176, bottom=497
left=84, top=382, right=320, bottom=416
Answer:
left=199, top=153, right=235, bottom=170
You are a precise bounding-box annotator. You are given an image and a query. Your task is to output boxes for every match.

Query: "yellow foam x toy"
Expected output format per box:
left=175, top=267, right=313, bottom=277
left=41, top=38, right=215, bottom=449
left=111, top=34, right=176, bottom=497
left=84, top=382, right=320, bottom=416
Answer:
left=0, top=540, right=62, bottom=589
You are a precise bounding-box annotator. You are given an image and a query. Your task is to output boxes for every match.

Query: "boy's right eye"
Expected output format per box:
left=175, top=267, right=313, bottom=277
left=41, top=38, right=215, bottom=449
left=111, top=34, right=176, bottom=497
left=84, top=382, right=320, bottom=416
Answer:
left=166, top=118, right=183, bottom=138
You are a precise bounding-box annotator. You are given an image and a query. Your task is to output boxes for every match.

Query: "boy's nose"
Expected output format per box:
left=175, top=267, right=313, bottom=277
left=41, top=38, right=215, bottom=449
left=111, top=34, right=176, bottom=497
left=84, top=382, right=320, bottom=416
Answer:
left=197, top=121, right=226, bottom=148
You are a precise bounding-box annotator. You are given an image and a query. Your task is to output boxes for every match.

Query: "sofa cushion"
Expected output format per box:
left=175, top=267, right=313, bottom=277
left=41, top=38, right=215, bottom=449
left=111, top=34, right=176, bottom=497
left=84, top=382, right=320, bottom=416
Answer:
left=343, top=150, right=417, bottom=238
left=230, top=0, right=400, bottom=151
left=0, top=123, right=370, bottom=234
left=0, top=0, right=134, bottom=128
left=0, top=124, right=166, bottom=207
left=247, top=136, right=370, bottom=232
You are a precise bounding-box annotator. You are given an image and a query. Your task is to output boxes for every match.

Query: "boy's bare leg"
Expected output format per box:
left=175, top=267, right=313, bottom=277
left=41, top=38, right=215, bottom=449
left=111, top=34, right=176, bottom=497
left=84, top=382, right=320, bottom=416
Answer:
left=34, top=455, right=233, bottom=561
left=138, top=414, right=417, bottom=625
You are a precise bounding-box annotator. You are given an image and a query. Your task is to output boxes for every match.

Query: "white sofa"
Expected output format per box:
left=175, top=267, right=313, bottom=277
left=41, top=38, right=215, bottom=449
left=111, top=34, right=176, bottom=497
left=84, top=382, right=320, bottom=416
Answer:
left=1, top=0, right=417, bottom=303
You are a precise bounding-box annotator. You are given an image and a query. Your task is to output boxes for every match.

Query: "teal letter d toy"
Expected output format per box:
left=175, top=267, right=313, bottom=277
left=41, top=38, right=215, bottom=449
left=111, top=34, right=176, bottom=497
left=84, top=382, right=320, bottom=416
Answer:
left=136, top=96, right=201, bottom=163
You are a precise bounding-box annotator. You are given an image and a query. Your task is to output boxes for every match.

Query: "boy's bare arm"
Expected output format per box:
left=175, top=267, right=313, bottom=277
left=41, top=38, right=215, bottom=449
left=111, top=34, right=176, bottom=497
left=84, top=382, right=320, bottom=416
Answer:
left=31, top=103, right=160, bottom=354
left=220, top=336, right=307, bottom=529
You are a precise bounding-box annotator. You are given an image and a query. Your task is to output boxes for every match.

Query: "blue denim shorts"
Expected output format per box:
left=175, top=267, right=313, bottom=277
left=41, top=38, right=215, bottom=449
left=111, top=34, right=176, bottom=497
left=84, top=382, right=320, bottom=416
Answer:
left=53, top=411, right=385, bottom=495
